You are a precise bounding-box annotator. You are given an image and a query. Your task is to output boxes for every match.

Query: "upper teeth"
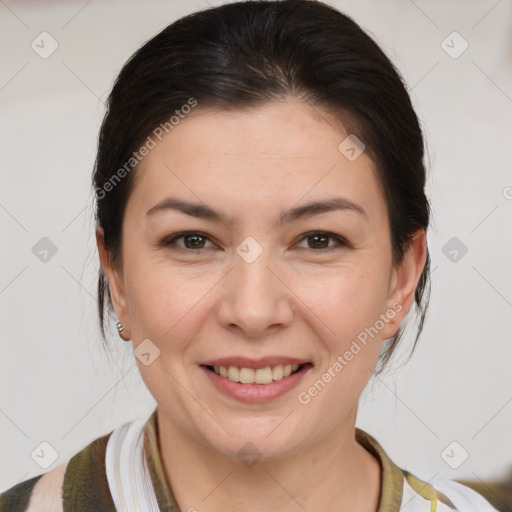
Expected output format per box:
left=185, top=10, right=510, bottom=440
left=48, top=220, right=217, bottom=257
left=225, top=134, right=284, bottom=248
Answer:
left=213, top=364, right=301, bottom=384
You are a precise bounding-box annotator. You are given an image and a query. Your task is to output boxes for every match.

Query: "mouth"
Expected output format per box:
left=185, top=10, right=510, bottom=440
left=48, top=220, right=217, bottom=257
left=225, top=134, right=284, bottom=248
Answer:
left=199, top=361, right=313, bottom=403
left=201, top=362, right=312, bottom=385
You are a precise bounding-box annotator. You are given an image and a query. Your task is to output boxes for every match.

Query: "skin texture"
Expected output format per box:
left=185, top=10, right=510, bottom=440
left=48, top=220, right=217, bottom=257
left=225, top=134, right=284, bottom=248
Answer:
left=97, top=98, right=427, bottom=511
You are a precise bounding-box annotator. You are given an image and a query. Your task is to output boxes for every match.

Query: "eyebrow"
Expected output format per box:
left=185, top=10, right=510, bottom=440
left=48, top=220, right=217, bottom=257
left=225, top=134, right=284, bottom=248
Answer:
left=146, top=196, right=367, bottom=224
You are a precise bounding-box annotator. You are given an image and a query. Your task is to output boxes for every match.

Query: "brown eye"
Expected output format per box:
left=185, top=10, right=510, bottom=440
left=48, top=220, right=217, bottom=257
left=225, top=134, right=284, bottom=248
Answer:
left=162, top=231, right=215, bottom=251
left=296, top=231, right=349, bottom=251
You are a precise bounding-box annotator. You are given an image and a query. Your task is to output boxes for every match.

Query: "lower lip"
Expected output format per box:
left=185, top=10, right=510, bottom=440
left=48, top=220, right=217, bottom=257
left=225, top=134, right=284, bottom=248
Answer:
left=200, top=364, right=312, bottom=403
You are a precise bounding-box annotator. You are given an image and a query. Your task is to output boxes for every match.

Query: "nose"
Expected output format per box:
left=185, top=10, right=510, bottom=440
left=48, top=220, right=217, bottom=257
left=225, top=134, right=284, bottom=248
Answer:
left=216, top=240, right=294, bottom=339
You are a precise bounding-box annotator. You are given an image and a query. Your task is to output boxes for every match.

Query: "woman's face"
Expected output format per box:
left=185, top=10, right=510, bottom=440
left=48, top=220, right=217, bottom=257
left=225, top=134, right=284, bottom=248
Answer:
left=98, top=98, right=425, bottom=459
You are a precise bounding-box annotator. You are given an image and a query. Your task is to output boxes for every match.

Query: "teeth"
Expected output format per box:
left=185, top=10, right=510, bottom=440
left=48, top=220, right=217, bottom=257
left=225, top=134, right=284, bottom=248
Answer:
left=227, top=366, right=239, bottom=382
left=239, top=367, right=255, bottom=384
left=272, top=365, right=284, bottom=380
left=212, top=364, right=302, bottom=384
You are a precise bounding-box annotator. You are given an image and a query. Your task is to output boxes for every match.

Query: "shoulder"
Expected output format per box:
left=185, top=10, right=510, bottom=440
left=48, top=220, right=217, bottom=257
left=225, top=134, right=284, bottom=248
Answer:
left=431, top=478, right=502, bottom=511
left=355, top=428, right=501, bottom=512
left=403, top=470, right=501, bottom=511
left=0, top=432, right=116, bottom=512
left=0, top=462, right=67, bottom=512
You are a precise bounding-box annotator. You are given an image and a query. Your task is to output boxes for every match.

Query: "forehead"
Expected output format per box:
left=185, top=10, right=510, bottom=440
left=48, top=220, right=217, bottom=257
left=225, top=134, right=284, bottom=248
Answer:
left=126, top=99, right=387, bottom=227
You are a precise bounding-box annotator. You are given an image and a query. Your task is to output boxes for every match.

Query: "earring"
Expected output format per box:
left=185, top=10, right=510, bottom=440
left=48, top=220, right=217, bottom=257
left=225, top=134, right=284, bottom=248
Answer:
left=116, top=321, right=129, bottom=341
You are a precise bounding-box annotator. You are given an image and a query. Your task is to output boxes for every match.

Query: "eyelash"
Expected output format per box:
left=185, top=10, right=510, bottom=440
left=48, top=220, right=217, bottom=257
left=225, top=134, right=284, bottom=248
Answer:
left=161, top=230, right=350, bottom=253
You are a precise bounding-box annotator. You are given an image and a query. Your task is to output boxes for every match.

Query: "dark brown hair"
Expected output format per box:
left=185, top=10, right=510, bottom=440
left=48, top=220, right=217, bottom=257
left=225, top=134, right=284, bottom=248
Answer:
left=93, top=0, right=431, bottom=375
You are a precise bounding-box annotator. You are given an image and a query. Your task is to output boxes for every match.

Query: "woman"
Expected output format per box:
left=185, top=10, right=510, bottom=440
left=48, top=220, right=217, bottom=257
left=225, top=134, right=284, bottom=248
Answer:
left=0, top=1, right=499, bottom=510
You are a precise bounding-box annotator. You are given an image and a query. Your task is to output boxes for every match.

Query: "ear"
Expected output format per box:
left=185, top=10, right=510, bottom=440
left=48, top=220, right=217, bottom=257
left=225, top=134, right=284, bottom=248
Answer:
left=381, top=229, right=427, bottom=341
left=96, top=226, right=130, bottom=338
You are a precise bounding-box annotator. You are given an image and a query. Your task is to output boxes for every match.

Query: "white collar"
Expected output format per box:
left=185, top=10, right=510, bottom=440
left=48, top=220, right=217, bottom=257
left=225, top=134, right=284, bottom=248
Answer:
left=105, top=418, right=161, bottom=512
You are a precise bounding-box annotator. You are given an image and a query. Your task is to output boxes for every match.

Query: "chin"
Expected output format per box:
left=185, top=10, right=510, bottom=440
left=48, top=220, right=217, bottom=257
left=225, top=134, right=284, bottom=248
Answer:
left=199, top=418, right=305, bottom=463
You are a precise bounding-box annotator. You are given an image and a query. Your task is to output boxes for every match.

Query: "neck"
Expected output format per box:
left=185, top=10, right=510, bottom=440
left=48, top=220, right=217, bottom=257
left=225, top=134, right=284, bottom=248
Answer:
left=156, top=411, right=381, bottom=512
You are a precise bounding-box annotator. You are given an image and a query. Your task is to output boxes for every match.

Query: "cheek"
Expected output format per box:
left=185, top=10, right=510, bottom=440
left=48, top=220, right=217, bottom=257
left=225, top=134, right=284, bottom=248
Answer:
left=306, top=272, right=387, bottom=385
left=123, top=254, right=219, bottom=347
left=300, top=265, right=390, bottom=339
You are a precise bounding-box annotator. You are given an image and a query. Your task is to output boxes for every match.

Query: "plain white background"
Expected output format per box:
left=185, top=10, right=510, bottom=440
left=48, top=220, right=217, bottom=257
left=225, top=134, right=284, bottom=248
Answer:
left=1, top=0, right=511, bottom=493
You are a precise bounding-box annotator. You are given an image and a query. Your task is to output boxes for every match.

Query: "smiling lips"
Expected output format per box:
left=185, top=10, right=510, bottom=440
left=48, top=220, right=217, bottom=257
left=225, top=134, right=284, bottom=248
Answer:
left=212, top=364, right=301, bottom=384
left=201, top=356, right=312, bottom=385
